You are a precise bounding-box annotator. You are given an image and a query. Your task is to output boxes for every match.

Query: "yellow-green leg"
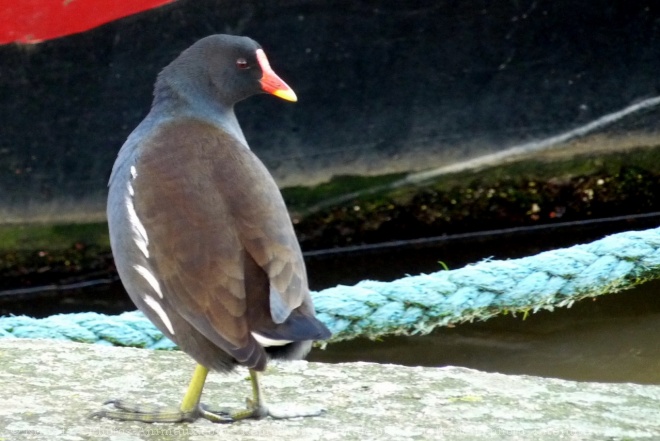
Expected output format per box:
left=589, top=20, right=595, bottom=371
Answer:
left=92, top=364, right=232, bottom=423
left=92, top=364, right=325, bottom=423
left=207, top=369, right=326, bottom=421
left=208, top=369, right=269, bottom=420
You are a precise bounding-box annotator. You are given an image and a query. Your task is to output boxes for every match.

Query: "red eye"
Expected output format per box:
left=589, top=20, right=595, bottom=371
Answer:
left=236, top=58, right=249, bottom=69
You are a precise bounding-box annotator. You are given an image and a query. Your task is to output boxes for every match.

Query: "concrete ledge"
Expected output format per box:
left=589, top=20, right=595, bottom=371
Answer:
left=0, top=339, right=658, bottom=440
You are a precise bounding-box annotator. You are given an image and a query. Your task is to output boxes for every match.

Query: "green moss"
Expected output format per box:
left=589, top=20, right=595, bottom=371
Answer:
left=292, top=144, right=660, bottom=249
left=0, top=223, right=113, bottom=293
left=0, top=222, right=110, bottom=252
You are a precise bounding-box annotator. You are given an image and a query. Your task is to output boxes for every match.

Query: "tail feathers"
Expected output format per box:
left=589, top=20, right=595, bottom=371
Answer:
left=255, top=310, right=331, bottom=343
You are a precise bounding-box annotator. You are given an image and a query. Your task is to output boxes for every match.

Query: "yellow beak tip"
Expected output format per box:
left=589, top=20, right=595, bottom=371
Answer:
left=273, top=89, right=298, bottom=102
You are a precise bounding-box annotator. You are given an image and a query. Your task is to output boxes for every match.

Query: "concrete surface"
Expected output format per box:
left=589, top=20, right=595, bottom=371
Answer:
left=0, top=338, right=658, bottom=440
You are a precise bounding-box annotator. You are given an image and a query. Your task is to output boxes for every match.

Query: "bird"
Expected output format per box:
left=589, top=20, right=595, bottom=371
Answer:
left=96, top=34, right=331, bottom=423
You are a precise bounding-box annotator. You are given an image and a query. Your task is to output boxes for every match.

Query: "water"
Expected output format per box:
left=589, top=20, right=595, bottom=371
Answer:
left=309, top=281, right=660, bottom=385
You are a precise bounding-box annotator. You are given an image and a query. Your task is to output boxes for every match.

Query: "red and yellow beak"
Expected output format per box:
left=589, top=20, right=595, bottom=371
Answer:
left=256, top=49, right=297, bottom=102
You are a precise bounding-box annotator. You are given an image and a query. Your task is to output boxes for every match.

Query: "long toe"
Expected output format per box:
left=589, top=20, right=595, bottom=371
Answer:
left=197, top=404, right=240, bottom=423
left=198, top=397, right=270, bottom=423
left=203, top=401, right=325, bottom=421
left=91, top=399, right=198, bottom=423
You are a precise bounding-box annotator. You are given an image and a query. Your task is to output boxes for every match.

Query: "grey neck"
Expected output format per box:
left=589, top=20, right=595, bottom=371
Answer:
left=151, top=77, right=248, bottom=147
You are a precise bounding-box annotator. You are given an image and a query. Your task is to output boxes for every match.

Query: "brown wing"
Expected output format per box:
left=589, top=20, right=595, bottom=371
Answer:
left=132, top=118, right=306, bottom=367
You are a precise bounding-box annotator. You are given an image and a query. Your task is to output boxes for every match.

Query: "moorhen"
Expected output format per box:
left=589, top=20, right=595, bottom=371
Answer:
left=97, top=34, right=331, bottom=423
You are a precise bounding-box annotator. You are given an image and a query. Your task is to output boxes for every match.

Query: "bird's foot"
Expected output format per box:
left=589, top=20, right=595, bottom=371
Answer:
left=90, top=399, right=232, bottom=423
left=91, top=397, right=325, bottom=424
left=202, top=397, right=326, bottom=421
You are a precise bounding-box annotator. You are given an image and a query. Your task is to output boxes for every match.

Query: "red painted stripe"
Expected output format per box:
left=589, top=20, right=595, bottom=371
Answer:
left=0, top=0, right=176, bottom=44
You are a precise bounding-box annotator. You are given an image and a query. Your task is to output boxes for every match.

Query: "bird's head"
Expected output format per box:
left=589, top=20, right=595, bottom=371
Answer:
left=158, top=34, right=297, bottom=107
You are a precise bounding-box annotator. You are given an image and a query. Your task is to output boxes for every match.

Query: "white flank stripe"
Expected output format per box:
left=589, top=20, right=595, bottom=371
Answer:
left=251, top=332, right=292, bottom=347
left=126, top=191, right=149, bottom=258
left=134, top=264, right=163, bottom=298
left=130, top=165, right=137, bottom=179
left=143, top=294, right=175, bottom=335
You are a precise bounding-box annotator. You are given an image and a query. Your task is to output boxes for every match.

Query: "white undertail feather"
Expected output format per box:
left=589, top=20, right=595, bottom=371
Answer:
left=251, top=332, right=292, bottom=347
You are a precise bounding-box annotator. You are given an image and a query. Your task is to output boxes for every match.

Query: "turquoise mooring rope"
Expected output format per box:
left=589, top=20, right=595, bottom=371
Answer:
left=2, top=226, right=660, bottom=348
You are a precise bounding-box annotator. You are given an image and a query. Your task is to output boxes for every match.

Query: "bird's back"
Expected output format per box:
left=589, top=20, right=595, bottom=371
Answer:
left=108, top=117, right=328, bottom=372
